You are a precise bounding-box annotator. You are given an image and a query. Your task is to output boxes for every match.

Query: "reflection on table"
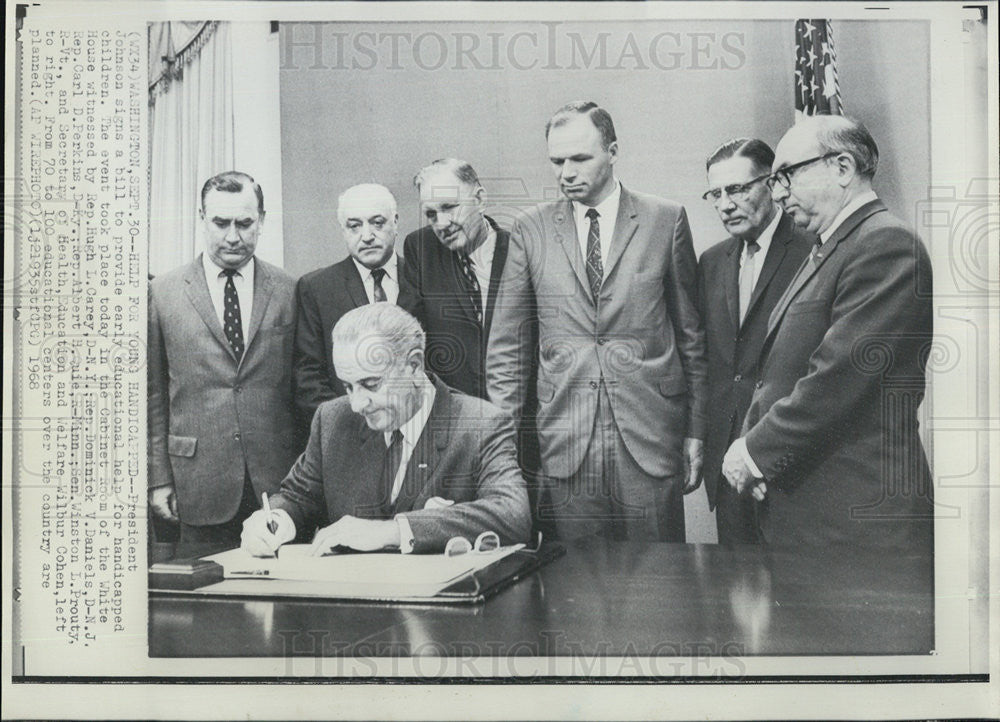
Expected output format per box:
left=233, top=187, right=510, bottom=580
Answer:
left=149, top=538, right=933, bottom=658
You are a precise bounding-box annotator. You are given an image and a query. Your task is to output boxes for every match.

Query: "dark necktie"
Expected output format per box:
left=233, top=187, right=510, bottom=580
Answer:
left=382, top=429, right=404, bottom=514
left=221, top=269, right=244, bottom=361
left=457, top=252, right=483, bottom=324
left=738, top=240, right=760, bottom=323
left=585, top=208, right=603, bottom=299
left=371, top=267, right=388, bottom=303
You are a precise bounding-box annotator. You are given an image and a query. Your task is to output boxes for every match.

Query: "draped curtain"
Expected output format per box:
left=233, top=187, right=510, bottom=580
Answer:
left=148, top=21, right=234, bottom=277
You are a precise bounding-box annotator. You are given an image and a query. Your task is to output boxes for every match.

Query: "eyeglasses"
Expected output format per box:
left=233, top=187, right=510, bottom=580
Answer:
left=444, top=531, right=500, bottom=557
left=701, top=172, right=771, bottom=204
left=766, top=152, right=841, bottom=190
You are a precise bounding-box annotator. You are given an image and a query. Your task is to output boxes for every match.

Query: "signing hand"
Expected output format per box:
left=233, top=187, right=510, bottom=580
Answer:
left=148, top=485, right=179, bottom=523
left=241, top=508, right=295, bottom=557
left=682, top=437, right=704, bottom=494
left=308, top=516, right=401, bottom=556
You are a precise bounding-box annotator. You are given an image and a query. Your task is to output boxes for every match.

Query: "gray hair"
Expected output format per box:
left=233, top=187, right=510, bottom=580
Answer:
left=336, top=183, right=398, bottom=226
left=332, top=303, right=425, bottom=370
left=414, top=158, right=482, bottom=192
left=808, top=115, right=879, bottom=180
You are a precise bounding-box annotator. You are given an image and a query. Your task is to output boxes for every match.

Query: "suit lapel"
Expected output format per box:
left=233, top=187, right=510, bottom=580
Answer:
left=343, top=259, right=370, bottom=309
left=343, top=418, right=393, bottom=519
left=393, top=376, right=451, bottom=513
left=183, top=255, right=235, bottom=361
left=243, top=258, right=272, bottom=358
left=551, top=200, right=593, bottom=303
left=602, top=188, right=639, bottom=282
left=724, top=238, right=741, bottom=331
left=484, top=225, right=509, bottom=338
left=766, top=200, right=887, bottom=338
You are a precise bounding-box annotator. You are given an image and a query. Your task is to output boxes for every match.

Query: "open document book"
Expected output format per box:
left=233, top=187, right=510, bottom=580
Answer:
left=187, top=539, right=530, bottom=601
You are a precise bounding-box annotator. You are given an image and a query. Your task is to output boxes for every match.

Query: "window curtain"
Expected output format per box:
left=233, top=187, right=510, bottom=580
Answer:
left=148, top=21, right=234, bottom=277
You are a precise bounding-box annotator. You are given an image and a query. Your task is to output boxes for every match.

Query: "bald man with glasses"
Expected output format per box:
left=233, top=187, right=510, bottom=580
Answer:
left=722, top=116, right=935, bottom=565
left=696, top=138, right=813, bottom=545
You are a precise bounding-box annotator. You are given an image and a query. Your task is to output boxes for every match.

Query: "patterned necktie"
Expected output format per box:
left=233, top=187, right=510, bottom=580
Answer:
left=738, top=240, right=760, bottom=323
left=371, top=267, right=388, bottom=303
left=585, top=208, right=603, bottom=299
left=458, top=252, right=483, bottom=324
left=382, top=429, right=404, bottom=513
left=221, top=269, right=244, bottom=361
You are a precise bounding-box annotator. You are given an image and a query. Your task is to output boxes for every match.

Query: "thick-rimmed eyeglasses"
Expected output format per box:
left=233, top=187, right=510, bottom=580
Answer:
left=701, top=173, right=771, bottom=204
left=766, top=152, right=841, bottom=190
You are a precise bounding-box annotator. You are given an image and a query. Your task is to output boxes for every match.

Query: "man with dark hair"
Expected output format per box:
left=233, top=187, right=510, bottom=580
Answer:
left=148, top=171, right=299, bottom=544
left=241, top=303, right=531, bottom=556
left=293, top=184, right=411, bottom=432
left=723, top=115, right=934, bottom=560
left=488, top=101, right=708, bottom=543
left=696, top=138, right=814, bottom=544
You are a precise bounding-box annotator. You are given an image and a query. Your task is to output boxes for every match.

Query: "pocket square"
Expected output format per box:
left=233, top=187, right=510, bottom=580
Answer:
left=424, top=496, right=455, bottom=510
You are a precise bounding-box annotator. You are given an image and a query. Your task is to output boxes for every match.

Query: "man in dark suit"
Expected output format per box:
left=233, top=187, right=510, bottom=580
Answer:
left=148, top=171, right=299, bottom=544
left=293, top=183, right=407, bottom=431
left=400, top=159, right=509, bottom=399
left=241, top=303, right=531, bottom=556
left=696, top=138, right=814, bottom=545
left=723, top=115, right=934, bottom=559
left=488, top=101, right=708, bottom=542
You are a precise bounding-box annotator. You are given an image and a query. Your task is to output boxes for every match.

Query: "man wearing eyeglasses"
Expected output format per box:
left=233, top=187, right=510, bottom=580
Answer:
left=721, top=115, right=934, bottom=559
left=696, top=139, right=814, bottom=545
left=241, top=303, right=531, bottom=557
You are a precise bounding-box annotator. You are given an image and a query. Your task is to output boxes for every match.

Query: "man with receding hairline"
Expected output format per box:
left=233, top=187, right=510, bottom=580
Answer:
left=242, top=303, right=530, bottom=556
left=293, top=183, right=411, bottom=432
left=148, top=171, right=299, bottom=544
left=488, top=101, right=708, bottom=543
left=723, top=115, right=934, bottom=559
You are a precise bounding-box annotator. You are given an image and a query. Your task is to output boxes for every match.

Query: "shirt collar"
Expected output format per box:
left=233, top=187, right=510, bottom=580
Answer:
left=352, top=253, right=398, bottom=282
left=746, top=205, right=782, bottom=256
left=573, top=178, right=621, bottom=225
left=203, top=252, right=254, bottom=283
left=467, top=220, right=497, bottom=267
left=820, top=190, right=879, bottom=244
left=386, top=377, right=436, bottom=448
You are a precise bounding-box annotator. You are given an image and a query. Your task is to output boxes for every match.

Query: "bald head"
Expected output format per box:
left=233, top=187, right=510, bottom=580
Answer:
left=337, top=183, right=399, bottom=269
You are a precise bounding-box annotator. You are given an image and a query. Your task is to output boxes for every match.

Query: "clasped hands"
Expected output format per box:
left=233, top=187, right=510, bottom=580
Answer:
left=241, top=510, right=400, bottom=557
left=722, top=438, right=767, bottom=501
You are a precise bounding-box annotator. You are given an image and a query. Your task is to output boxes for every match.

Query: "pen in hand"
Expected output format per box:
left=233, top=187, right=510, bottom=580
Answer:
left=262, top=492, right=278, bottom=535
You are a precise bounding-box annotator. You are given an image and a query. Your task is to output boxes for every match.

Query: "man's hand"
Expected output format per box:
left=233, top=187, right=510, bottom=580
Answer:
left=148, top=485, right=179, bottom=523
left=682, top=437, right=704, bottom=494
left=722, top=439, right=767, bottom=501
left=241, top=508, right=295, bottom=557
left=309, top=516, right=401, bottom=556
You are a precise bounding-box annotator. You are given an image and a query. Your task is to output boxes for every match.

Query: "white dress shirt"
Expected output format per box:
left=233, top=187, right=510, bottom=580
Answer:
left=466, top=222, right=497, bottom=312
left=352, top=254, right=400, bottom=304
left=740, top=206, right=782, bottom=292
left=572, top=179, right=621, bottom=277
left=738, top=191, right=882, bottom=480
left=202, top=253, right=254, bottom=341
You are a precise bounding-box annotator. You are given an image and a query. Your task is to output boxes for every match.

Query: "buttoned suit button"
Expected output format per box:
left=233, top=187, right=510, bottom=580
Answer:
left=234, top=384, right=242, bottom=393
left=589, top=381, right=599, bottom=390
left=597, top=337, right=607, bottom=345
left=233, top=432, right=241, bottom=441
left=734, top=374, right=742, bottom=382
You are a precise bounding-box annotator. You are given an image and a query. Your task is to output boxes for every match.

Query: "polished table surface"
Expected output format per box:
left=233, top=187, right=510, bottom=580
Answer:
left=149, top=538, right=933, bottom=658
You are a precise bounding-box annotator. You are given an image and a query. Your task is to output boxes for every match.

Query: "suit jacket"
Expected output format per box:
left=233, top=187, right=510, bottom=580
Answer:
left=743, top=199, right=934, bottom=554
left=148, top=255, right=300, bottom=526
left=270, top=375, right=532, bottom=553
left=399, top=217, right=509, bottom=399
left=487, top=186, right=708, bottom=479
left=293, top=254, right=408, bottom=428
left=697, top=212, right=814, bottom=509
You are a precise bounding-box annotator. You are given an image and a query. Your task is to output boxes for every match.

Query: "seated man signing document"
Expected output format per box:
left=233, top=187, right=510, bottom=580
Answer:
left=241, top=303, right=531, bottom=556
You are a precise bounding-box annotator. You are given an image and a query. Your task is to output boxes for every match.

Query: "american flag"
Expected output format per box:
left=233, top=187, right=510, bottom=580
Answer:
left=794, top=20, right=843, bottom=118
